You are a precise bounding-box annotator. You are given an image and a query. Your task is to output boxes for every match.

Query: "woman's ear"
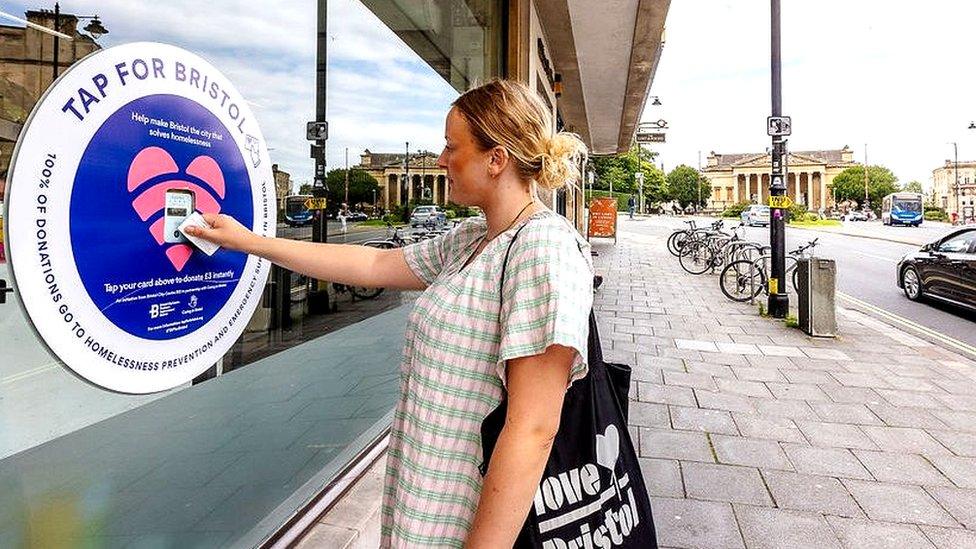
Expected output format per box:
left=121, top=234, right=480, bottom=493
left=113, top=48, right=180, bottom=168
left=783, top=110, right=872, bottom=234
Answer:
left=486, top=145, right=509, bottom=178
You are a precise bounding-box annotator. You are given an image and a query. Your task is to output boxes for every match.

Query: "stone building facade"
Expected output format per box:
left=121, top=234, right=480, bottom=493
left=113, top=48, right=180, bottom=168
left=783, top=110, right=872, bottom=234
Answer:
left=0, top=9, right=101, bottom=171
left=271, top=164, right=291, bottom=210
left=931, top=160, right=976, bottom=221
left=704, top=147, right=856, bottom=211
left=358, top=149, right=449, bottom=209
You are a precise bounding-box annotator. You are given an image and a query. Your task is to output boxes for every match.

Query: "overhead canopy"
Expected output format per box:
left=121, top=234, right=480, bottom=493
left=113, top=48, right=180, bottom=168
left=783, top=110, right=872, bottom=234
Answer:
left=360, top=0, right=670, bottom=155
left=537, top=0, right=670, bottom=154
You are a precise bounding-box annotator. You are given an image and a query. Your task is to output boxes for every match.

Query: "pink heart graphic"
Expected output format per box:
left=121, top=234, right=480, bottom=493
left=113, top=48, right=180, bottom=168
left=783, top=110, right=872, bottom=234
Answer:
left=127, top=147, right=226, bottom=271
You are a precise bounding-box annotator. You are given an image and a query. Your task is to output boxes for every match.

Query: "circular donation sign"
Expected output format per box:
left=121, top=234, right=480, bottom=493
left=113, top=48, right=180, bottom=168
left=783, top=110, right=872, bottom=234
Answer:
left=4, top=42, right=275, bottom=393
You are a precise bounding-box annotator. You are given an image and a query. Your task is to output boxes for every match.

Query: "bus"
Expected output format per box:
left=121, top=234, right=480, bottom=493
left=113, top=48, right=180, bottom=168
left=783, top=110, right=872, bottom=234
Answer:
left=284, top=194, right=313, bottom=226
left=882, top=192, right=923, bottom=226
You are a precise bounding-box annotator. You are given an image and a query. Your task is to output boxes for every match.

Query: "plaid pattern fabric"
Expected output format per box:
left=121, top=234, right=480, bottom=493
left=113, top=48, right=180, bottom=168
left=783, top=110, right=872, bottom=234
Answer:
left=381, top=210, right=593, bottom=547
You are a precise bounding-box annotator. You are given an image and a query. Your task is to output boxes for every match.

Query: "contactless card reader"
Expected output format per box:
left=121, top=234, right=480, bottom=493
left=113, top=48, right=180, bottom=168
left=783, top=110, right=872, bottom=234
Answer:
left=164, top=189, right=194, bottom=243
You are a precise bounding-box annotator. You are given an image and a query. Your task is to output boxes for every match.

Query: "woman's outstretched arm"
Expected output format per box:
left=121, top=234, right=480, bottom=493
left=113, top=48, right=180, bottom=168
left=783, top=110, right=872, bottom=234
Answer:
left=184, top=213, right=427, bottom=290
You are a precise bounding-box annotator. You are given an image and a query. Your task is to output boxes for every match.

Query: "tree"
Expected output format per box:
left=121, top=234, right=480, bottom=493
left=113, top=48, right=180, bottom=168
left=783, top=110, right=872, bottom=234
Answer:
left=323, top=168, right=380, bottom=214
left=591, top=146, right=666, bottom=202
left=903, top=180, right=923, bottom=194
left=298, top=183, right=313, bottom=195
left=666, top=165, right=711, bottom=209
left=829, top=165, right=898, bottom=210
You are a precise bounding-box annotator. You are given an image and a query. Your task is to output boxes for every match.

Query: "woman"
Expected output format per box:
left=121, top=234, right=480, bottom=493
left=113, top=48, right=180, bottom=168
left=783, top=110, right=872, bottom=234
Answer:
left=186, top=79, right=593, bottom=547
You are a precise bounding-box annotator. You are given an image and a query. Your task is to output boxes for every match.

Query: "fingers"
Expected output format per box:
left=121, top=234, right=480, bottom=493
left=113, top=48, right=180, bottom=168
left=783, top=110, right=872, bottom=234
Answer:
left=201, top=213, right=220, bottom=226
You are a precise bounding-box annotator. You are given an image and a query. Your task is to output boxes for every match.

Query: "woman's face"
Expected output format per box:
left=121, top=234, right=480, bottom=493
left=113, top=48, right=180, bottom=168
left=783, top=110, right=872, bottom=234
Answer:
left=438, top=108, right=491, bottom=206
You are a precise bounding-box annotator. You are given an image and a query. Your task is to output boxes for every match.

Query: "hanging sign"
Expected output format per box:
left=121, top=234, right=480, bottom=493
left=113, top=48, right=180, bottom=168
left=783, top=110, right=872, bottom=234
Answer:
left=4, top=42, right=275, bottom=393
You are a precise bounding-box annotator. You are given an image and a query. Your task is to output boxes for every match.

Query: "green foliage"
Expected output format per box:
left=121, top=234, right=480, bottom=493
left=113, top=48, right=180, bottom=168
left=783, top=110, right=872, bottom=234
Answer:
left=325, top=168, right=381, bottom=213
left=829, top=165, right=899, bottom=210
left=591, top=147, right=668, bottom=202
left=787, top=202, right=808, bottom=222
left=758, top=302, right=767, bottom=317
left=903, top=180, right=924, bottom=194
left=722, top=201, right=752, bottom=218
left=785, top=314, right=799, bottom=329
left=586, top=190, right=629, bottom=211
left=924, top=209, right=949, bottom=222
left=666, top=165, right=711, bottom=209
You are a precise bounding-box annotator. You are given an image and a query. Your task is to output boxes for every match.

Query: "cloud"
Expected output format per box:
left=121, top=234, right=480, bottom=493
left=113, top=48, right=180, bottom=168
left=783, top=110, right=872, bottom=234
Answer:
left=6, top=0, right=458, bottom=186
left=645, top=0, right=976, bottom=186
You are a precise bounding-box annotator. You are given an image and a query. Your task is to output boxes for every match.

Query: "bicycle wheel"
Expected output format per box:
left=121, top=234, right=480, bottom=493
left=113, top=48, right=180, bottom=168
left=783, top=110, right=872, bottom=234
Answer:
left=679, top=241, right=713, bottom=275
left=667, top=231, right=686, bottom=256
left=792, top=267, right=799, bottom=293
left=720, top=260, right=766, bottom=302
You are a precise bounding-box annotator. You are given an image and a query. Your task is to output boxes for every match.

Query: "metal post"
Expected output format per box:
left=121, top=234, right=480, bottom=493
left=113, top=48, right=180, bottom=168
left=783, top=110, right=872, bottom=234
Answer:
left=52, top=2, right=60, bottom=80
left=309, top=0, right=330, bottom=313
left=864, top=144, right=869, bottom=208
left=344, top=147, right=349, bottom=205
left=768, top=0, right=789, bottom=319
left=954, top=142, right=960, bottom=223
left=405, top=141, right=410, bottom=204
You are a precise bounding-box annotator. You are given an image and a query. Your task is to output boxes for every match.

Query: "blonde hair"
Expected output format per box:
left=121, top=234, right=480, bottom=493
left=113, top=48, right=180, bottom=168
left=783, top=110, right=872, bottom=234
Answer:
left=452, top=79, right=587, bottom=190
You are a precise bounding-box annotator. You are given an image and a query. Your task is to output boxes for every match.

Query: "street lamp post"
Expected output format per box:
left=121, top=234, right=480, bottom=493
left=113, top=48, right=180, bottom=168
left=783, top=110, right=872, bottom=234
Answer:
left=51, top=2, right=108, bottom=79
left=767, top=0, right=789, bottom=319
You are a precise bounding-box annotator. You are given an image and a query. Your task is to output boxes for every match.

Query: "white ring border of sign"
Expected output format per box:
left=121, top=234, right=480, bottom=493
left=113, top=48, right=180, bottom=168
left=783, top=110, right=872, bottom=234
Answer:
left=3, top=42, right=276, bottom=394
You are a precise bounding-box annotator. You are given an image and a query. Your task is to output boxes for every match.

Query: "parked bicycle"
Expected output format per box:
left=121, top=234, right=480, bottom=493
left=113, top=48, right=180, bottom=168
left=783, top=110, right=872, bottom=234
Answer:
left=667, top=219, right=724, bottom=257
left=678, top=222, right=764, bottom=275
left=718, top=238, right=820, bottom=302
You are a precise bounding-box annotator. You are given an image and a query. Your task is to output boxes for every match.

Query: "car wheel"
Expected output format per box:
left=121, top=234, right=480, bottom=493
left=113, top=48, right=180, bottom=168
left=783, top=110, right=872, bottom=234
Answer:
left=902, top=266, right=922, bottom=301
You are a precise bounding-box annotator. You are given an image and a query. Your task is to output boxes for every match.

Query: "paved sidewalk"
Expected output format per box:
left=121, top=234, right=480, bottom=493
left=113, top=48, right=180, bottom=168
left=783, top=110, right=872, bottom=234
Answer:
left=302, top=219, right=976, bottom=548
left=596, top=224, right=976, bottom=548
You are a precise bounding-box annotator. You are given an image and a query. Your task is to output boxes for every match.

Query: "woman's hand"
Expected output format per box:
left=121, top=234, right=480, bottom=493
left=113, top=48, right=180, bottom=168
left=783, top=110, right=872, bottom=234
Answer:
left=183, top=213, right=260, bottom=253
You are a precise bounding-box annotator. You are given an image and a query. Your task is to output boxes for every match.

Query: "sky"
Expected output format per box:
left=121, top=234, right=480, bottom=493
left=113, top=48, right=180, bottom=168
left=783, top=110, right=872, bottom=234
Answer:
left=645, top=1, right=976, bottom=187
left=6, top=0, right=976, bottom=191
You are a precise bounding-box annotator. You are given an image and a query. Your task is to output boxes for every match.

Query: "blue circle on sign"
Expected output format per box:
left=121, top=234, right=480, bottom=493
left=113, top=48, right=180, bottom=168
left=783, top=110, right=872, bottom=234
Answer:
left=69, top=94, right=253, bottom=340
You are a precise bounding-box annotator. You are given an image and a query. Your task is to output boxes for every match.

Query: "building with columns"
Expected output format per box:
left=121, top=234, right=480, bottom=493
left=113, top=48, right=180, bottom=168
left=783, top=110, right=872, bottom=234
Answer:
left=704, top=147, right=856, bottom=211
left=931, top=160, right=976, bottom=221
left=358, top=150, right=449, bottom=209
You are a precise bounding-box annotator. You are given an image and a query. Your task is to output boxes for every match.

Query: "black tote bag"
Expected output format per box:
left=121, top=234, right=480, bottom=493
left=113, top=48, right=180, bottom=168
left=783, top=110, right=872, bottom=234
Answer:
left=479, top=225, right=657, bottom=548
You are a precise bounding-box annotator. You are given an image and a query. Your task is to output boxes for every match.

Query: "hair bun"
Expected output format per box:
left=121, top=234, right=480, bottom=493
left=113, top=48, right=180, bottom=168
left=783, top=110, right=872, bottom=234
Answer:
left=537, top=132, right=587, bottom=190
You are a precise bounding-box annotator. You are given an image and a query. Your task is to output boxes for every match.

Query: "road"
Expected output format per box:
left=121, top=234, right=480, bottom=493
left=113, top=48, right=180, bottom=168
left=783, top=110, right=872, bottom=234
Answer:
left=630, top=216, right=976, bottom=356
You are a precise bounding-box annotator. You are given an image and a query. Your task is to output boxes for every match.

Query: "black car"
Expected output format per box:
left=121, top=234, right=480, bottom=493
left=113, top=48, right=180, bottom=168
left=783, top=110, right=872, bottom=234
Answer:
left=897, top=227, right=976, bottom=311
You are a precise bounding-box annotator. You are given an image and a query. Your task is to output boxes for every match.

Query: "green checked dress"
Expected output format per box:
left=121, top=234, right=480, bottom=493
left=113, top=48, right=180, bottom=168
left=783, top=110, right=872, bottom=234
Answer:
left=381, top=209, right=594, bottom=547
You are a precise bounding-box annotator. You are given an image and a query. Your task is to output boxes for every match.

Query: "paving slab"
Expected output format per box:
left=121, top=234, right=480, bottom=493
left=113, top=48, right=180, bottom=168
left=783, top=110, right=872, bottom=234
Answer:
left=663, top=370, right=717, bottom=391
left=650, top=496, right=745, bottom=549
left=928, top=430, right=976, bottom=457
left=669, top=406, right=738, bottom=435
left=860, top=426, right=952, bottom=456
left=732, top=414, right=807, bottom=444
left=682, top=462, right=772, bottom=506
left=630, top=401, right=671, bottom=428
left=924, top=485, right=976, bottom=529
left=810, top=402, right=884, bottom=425
left=781, top=444, right=873, bottom=479
left=796, top=420, right=879, bottom=450
left=919, top=525, right=976, bottom=548
left=842, top=479, right=960, bottom=527
left=733, top=504, right=842, bottom=549
left=639, top=427, right=714, bottom=462
left=928, top=455, right=976, bottom=489
left=637, top=382, right=697, bottom=406
left=761, top=470, right=863, bottom=517
left=852, top=450, right=953, bottom=486
left=638, top=458, right=684, bottom=498
left=825, top=516, right=935, bottom=549
left=711, top=435, right=793, bottom=470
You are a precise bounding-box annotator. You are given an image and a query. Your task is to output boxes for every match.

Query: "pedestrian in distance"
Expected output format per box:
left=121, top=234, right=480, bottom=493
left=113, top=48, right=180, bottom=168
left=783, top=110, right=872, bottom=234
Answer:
left=184, top=79, right=599, bottom=548
left=338, top=202, right=349, bottom=234
left=628, top=194, right=636, bottom=219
